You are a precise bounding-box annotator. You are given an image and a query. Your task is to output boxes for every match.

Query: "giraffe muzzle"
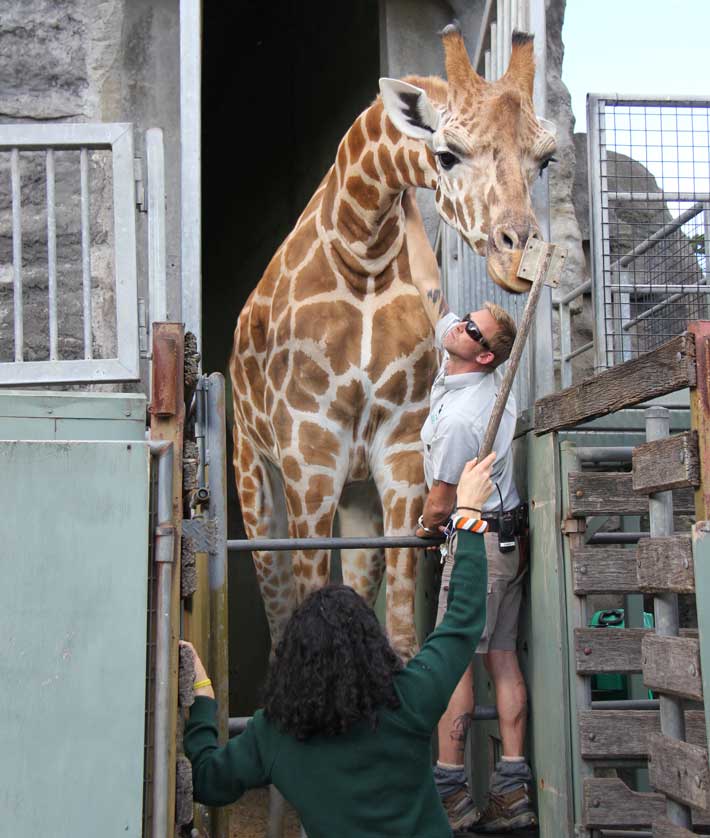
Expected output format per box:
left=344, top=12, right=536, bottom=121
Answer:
left=485, top=218, right=540, bottom=293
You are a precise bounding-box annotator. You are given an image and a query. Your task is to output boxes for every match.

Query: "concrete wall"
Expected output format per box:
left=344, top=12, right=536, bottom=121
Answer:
left=0, top=0, right=181, bottom=380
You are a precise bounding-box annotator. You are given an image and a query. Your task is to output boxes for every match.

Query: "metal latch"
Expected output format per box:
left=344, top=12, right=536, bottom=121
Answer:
left=134, top=157, right=146, bottom=212
left=516, top=237, right=566, bottom=288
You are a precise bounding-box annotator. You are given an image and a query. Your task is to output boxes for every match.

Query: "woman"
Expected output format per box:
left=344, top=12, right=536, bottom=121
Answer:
left=182, top=452, right=496, bottom=838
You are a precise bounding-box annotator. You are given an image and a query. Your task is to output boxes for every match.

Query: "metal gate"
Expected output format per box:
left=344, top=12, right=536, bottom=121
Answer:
left=587, top=94, right=710, bottom=372
left=0, top=123, right=168, bottom=386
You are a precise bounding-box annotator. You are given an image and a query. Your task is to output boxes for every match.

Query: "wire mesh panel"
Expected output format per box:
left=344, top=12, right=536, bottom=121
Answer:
left=588, top=96, right=710, bottom=370
left=0, top=123, right=139, bottom=384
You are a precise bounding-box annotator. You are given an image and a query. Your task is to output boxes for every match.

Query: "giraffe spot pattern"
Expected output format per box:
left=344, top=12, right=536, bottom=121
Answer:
left=293, top=301, right=363, bottom=376
left=298, top=421, right=340, bottom=469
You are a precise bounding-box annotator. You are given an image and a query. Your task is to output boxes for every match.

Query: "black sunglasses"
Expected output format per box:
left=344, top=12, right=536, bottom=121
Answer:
left=461, top=314, right=491, bottom=351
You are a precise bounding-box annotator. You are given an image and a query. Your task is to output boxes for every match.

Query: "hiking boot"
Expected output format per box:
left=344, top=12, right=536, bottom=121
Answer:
left=471, top=784, right=537, bottom=833
left=441, top=786, right=481, bottom=834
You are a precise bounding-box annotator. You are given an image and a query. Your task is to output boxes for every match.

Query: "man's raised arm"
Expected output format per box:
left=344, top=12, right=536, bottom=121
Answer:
left=403, top=190, right=450, bottom=331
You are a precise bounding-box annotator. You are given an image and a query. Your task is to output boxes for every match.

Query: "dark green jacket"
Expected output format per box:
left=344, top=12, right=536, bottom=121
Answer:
left=184, top=531, right=487, bottom=837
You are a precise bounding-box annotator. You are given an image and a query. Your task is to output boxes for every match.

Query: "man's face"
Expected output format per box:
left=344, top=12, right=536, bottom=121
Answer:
left=443, top=307, right=497, bottom=364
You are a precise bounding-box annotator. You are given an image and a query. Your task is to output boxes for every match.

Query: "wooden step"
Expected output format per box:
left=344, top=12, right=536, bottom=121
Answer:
left=567, top=472, right=696, bottom=517
left=632, top=431, right=700, bottom=494
left=575, top=628, right=647, bottom=673
left=535, top=333, right=696, bottom=435
left=579, top=710, right=707, bottom=759
left=642, top=635, right=703, bottom=701
left=637, top=536, right=695, bottom=594
left=648, top=733, right=710, bottom=812
left=583, top=777, right=665, bottom=828
left=652, top=818, right=699, bottom=838
left=572, top=546, right=639, bottom=594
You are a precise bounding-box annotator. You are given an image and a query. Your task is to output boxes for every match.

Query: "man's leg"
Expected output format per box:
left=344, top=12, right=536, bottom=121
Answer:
left=473, top=586, right=536, bottom=832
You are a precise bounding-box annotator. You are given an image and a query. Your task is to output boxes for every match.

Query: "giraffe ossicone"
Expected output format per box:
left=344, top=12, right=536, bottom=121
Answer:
left=230, top=27, right=557, bottom=659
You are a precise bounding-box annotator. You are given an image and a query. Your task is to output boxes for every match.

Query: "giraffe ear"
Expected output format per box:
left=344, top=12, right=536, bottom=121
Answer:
left=379, top=78, right=440, bottom=144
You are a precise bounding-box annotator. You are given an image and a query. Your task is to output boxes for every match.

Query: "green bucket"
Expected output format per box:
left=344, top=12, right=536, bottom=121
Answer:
left=590, top=609, right=654, bottom=700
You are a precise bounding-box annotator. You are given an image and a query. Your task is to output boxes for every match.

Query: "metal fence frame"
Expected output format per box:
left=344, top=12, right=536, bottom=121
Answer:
left=0, top=123, right=140, bottom=385
left=587, top=94, right=710, bottom=375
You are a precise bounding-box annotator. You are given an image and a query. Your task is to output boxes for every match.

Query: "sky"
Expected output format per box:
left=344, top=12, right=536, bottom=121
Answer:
left=561, top=0, right=710, bottom=133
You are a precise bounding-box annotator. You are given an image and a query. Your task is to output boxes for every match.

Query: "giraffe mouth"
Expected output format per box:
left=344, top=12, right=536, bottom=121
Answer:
left=486, top=249, right=533, bottom=294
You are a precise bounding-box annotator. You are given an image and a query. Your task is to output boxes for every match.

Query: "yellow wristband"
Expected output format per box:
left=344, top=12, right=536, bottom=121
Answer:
left=194, top=678, right=212, bottom=690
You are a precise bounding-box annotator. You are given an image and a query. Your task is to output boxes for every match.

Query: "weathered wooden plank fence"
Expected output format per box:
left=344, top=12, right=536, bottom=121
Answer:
left=536, top=324, right=710, bottom=836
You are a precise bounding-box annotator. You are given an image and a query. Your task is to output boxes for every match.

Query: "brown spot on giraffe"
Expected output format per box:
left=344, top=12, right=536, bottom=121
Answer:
left=282, top=456, right=302, bottom=482
left=272, top=399, right=293, bottom=449
left=347, top=117, right=367, bottom=162
left=365, top=102, right=383, bottom=142
left=294, top=301, right=363, bottom=376
left=361, top=150, right=379, bottom=182
left=386, top=408, right=430, bottom=446
left=347, top=175, right=380, bottom=212
left=375, top=370, right=407, bottom=405
left=298, top=421, right=340, bottom=469
left=284, top=215, right=318, bottom=272
left=267, top=348, right=290, bottom=392
left=285, top=350, right=330, bottom=413
left=366, top=295, right=431, bottom=382
left=385, top=450, right=425, bottom=484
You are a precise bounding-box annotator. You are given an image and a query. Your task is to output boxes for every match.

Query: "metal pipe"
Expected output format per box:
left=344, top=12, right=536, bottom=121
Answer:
left=556, top=278, right=592, bottom=307
left=148, top=440, right=175, bottom=838
left=227, top=703, right=501, bottom=738
left=46, top=148, right=58, bottom=361
left=610, top=202, right=704, bottom=271
left=147, top=128, right=168, bottom=325
left=559, top=294, right=572, bottom=388
left=228, top=535, right=444, bottom=553
left=564, top=340, right=594, bottom=363
left=645, top=407, right=691, bottom=829
left=610, top=283, right=710, bottom=294
left=608, top=191, right=709, bottom=203
left=576, top=446, right=633, bottom=462
left=591, top=699, right=659, bottom=710
left=80, top=148, right=92, bottom=359
left=11, top=148, right=23, bottom=362
left=623, top=280, right=709, bottom=331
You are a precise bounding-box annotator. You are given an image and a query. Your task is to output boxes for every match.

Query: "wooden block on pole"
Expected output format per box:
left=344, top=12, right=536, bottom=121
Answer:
left=535, top=333, right=696, bottom=434
left=632, top=431, right=701, bottom=493
left=642, top=634, right=703, bottom=701
left=579, top=710, right=707, bottom=760
left=571, top=546, right=639, bottom=594
left=568, top=472, right=696, bottom=517
left=583, top=777, right=665, bottom=828
left=648, top=733, right=710, bottom=812
left=637, top=536, right=695, bottom=594
left=575, top=627, right=647, bottom=673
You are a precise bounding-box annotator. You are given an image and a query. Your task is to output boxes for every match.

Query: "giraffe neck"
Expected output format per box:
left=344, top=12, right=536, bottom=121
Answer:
left=318, top=93, right=440, bottom=287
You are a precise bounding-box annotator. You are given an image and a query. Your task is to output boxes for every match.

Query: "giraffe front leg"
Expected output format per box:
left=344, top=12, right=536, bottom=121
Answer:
left=232, top=425, right=296, bottom=649
left=373, top=458, right=427, bottom=660
left=282, top=463, right=348, bottom=604
left=338, top=478, right=385, bottom=608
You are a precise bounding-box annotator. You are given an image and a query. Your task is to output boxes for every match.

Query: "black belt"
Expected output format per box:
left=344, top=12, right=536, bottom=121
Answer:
left=481, top=503, right=528, bottom=535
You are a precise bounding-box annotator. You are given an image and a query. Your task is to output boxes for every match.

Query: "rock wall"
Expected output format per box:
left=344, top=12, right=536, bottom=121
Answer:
left=0, top=0, right=180, bottom=383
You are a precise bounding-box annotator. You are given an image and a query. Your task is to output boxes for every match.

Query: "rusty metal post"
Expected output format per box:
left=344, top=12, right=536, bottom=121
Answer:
left=149, top=322, right=185, bottom=838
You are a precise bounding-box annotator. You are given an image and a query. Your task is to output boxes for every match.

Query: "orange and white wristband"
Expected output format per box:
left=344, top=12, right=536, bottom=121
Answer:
left=450, top=513, right=488, bottom=533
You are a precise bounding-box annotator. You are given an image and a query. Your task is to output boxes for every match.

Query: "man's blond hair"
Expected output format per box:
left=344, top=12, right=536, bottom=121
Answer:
left=484, top=302, right=517, bottom=368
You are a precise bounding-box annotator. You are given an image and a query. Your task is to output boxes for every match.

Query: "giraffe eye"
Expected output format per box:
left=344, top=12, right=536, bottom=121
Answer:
left=436, top=151, right=459, bottom=171
left=539, top=156, right=557, bottom=176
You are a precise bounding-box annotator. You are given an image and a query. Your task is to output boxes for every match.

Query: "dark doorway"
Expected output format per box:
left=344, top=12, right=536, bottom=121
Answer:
left=202, top=0, right=380, bottom=714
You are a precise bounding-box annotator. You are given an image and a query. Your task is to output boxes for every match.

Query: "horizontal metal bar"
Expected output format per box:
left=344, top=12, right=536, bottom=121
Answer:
left=608, top=191, right=709, bottom=203
left=622, top=280, right=708, bottom=331
left=610, top=202, right=704, bottom=271
left=599, top=832, right=652, bottom=838
left=590, top=699, right=659, bottom=710
left=228, top=535, right=444, bottom=552
left=0, top=356, right=140, bottom=385
left=563, top=340, right=594, bottom=362
left=556, top=279, right=592, bottom=306
left=610, top=284, right=710, bottom=294
left=587, top=532, right=647, bottom=545
left=591, top=92, right=710, bottom=107
left=577, top=446, right=633, bottom=462
left=0, top=122, right=133, bottom=149
left=228, top=703, right=499, bottom=737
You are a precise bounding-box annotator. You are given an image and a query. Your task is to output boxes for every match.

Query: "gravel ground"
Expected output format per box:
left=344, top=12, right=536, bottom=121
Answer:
left=227, top=788, right=301, bottom=837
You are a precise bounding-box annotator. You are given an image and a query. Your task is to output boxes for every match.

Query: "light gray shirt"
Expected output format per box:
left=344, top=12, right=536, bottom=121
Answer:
left=421, top=313, right=520, bottom=513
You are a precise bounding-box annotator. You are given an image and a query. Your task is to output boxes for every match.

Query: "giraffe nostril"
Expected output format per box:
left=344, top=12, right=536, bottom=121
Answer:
left=501, top=233, right=515, bottom=250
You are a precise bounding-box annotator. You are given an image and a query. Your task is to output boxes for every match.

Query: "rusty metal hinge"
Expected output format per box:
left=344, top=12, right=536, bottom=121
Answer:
left=561, top=517, right=586, bottom=535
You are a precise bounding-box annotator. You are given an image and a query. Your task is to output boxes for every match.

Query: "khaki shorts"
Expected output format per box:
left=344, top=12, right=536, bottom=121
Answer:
left=436, top=532, right=526, bottom=653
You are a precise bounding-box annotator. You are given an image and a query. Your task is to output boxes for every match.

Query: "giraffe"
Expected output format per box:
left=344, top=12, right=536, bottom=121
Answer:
left=229, top=27, right=557, bottom=658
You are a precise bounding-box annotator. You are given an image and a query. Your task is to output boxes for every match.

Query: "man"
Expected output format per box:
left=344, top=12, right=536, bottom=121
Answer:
left=404, top=190, right=536, bottom=834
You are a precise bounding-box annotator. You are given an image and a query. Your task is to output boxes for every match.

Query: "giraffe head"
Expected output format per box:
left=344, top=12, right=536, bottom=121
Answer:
left=380, top=26, right=557, bottom=293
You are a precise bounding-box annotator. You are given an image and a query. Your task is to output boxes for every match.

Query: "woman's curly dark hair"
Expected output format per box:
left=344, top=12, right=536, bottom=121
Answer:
left=262, top=584, right=403, bottom=740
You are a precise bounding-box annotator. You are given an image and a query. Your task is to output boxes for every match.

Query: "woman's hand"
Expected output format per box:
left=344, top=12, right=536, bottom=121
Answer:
left=456, top=452, right=496, bottom=513
left=179, top=640, right=215, bottom=699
